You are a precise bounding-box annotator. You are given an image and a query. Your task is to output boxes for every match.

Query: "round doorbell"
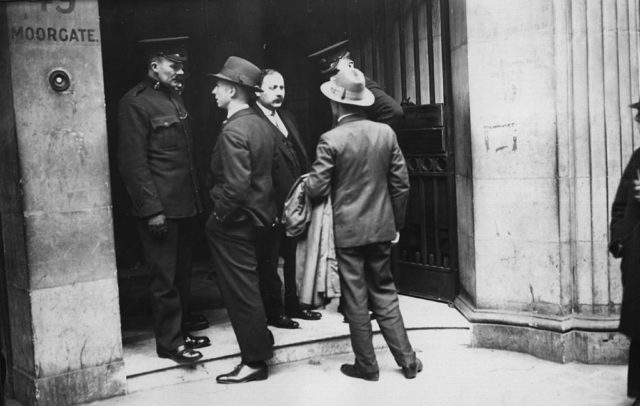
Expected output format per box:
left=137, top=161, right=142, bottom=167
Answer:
left=49, top=69, right=71, bottom=92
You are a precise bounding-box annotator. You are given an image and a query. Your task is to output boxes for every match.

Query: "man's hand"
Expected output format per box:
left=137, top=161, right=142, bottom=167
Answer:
left=391, top=231, right=400, bottom=246
left=147, top=213, right=167, bottom=240
left=634, top=176, right=640, bottom=202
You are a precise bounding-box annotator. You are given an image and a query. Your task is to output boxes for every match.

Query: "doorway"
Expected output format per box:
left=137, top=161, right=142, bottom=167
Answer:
left=98, top=0, right=458, bottom=327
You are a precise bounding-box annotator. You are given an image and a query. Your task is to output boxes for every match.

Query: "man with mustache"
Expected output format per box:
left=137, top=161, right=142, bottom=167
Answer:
left=117, top=37, right=209, bottom=364
left=253, top=69, right=322, bottom=329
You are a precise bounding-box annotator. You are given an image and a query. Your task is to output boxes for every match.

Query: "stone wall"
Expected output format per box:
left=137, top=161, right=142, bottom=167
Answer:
left=2, top=1, right=124, bottom=404
left=451, top=0, right=639, bottom=362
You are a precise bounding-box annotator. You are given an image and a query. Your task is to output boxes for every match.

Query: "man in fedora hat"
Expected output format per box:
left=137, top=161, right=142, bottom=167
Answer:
left=305, top=67, right=422, bottom=381
left=308, top=39, right=404, bottom=129
left=205, top=56, right=277, bottom=383
left=117, top=36, right=209, bottom=364
left=252, top=69, right=323, bottom=329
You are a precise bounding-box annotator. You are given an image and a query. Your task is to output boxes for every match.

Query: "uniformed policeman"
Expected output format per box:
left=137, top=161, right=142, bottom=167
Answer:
left=308, top=39, right=404, bottom=129
left=117, top=36, right=209, bottom=364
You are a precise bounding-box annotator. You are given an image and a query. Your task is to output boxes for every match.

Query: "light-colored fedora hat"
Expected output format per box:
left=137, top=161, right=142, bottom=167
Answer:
left=320, top=67, right=374, bottom=107
left=207, top=56, right=263, bottom=92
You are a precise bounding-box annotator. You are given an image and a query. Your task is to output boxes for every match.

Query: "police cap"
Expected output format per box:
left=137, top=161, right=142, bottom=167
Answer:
left=307, top=39, right=350, bottom=75
left=139, top=36, right=189, bottom=63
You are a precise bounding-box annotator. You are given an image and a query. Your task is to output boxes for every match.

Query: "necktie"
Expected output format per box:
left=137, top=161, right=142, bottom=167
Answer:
left=271, top=111, right=287, bottom=136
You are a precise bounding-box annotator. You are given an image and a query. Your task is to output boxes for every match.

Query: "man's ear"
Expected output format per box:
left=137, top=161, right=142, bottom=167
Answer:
left=229, top=84, right=239, bottom=99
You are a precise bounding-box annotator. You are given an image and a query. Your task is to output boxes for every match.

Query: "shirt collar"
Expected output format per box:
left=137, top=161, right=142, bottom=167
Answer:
left=227, top=103, right=250, bottom=119
left=337, top=112, right=358, bottom=123
left=256, top=101, right=278, bottom=117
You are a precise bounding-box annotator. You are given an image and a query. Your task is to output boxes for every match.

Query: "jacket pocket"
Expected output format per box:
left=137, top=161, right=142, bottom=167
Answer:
left=150, top=115, right=181, bottom=149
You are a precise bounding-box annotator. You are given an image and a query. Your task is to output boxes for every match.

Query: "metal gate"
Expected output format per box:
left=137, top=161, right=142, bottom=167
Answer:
left=344, top=0, right=458, bottom=301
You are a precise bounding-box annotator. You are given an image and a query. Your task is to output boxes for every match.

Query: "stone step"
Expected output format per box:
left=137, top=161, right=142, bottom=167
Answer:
left=123, top=297, right=470, bottom=394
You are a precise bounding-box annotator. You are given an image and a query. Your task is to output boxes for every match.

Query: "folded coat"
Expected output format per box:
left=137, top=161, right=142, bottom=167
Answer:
left=283, top=175, right=340, bottom=307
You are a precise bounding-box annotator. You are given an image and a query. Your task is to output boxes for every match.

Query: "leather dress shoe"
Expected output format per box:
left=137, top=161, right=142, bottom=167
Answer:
left=340, top=364, right=379, bottom=381
left=267, top=315, right=299, bottom=329
left=287, top=309, right=322, bottom=320
left=401, top=358, right=423, bottom=379
left=183, top=313, right=209, bottom=332
left=157, top=345, right=202, bottom=364
left=184, top=333, right=211, bottom=349
left=216, top=363, right=268, bottom=384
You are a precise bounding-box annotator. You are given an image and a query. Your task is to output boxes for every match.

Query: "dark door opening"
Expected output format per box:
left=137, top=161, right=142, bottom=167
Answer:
left=98, top=0, right=458, bottom=325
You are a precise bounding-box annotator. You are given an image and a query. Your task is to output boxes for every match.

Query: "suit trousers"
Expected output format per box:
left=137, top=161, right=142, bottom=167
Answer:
left=206, top=215, right=273, bottom=363
left=257, top=224, right=302, bottom=319
left=137, top=217, right=196, bottom=353
left=336, top=242, right=416, bottom=374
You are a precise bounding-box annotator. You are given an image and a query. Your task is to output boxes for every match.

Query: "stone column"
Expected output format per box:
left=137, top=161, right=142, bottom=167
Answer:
left=2, top=1, right=125, bottom=404
left=451, top=0, right=639, bottom=363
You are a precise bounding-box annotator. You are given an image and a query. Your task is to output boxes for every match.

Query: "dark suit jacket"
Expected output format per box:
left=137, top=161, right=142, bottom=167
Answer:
left=117, top=76, right=202, bottom=218
left=209, top=108, right=278, bottom=228
left=610, top=147, right=640, bottom=339
left=253, top=105, right=309, bottom=211
left=306, top=114, right=410, bottom=248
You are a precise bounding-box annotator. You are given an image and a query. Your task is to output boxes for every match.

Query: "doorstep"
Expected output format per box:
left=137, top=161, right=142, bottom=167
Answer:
left=122, top=296, right=470, bottom=394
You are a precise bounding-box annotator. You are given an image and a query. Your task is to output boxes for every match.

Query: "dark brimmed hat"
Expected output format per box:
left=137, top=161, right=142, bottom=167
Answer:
left=630, top=100, right=640, bottom=110
left=308, top=40, right=350, bottom=74
left=207, top=56, right=263, bottom=92
left=138, top=36, right=189, bottom=63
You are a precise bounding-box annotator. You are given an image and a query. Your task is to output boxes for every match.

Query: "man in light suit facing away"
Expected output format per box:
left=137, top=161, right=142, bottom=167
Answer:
left=305, top=67, right=422, bottom=381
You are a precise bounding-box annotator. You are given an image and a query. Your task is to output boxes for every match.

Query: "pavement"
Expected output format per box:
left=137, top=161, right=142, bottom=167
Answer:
left=85, top=327, right=628, bottom=406
left=4, top=297, right=632, bottom=406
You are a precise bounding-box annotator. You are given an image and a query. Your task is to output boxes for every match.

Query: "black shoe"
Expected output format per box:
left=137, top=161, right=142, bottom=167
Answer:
left=184, top=333, right=211, bottom=349
left=340, top=364, right=379, bottom=381
left=287, top=308, right=322, bottom=320
left=183, top=313, right=209, bottom=332
left=267, top=315, right=299, bottom=329
left=157, top=345, right=202, bottom=364
left=401, top=358, right=423, bottom=379
left=216, top=363, right=268, bottom=384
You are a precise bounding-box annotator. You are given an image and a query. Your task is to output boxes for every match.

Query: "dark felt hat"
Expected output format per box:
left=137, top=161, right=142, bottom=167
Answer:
left=138, top=36, right=189, bottom=63
left=207, top=56, right=263, bottom=92
left=308, top=40, right=350, bottom=74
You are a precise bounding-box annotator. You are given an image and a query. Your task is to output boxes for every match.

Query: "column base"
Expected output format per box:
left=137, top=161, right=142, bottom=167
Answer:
left=455, top=296, right=628, bottom=364
left=12, top=361, right=126, bottom=406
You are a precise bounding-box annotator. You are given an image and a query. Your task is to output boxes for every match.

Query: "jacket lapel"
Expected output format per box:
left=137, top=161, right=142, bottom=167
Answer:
left=280, top=111, right=308, bottom=166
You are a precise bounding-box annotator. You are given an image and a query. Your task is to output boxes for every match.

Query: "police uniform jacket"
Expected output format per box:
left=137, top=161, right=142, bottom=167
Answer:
left=365, top=78, right=404, bottom=129
left=306, top=114, right=410, bottom=248
left=209, top=108, right=278, bottom=228
left=117, top=76, right=202, bottom=218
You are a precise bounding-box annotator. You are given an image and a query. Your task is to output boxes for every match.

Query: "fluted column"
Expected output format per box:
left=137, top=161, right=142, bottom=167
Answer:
left=451, top=0, right=639, bottom=363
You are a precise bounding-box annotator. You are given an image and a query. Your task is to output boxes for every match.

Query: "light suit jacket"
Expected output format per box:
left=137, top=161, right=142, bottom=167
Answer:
left=306, top=114, right=410, bottom=248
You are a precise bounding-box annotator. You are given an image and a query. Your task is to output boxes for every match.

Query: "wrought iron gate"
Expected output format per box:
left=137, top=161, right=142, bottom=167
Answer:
left=394, top=104, right=457, bottom=301
left=343, top=0, right=458, bottom=301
